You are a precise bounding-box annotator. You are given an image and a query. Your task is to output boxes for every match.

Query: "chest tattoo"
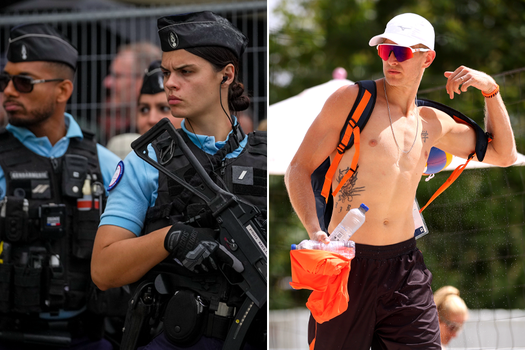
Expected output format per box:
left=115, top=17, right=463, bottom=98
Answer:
left=335, top=167, right=365, bottom=212
left=422, top=130, right=429, bottom=143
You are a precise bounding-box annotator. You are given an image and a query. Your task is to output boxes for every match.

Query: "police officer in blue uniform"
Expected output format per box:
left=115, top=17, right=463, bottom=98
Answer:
left=92, top=11, right=266, bottom=350
left=0, top=23, right=120, bottom=349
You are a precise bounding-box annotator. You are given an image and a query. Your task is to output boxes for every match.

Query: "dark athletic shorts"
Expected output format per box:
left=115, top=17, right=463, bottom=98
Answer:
left=308, top=237, right=441, bottom=350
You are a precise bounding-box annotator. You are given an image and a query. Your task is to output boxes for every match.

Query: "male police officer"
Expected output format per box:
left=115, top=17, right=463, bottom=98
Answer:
left=0, top=23, right=120, bottom=349
left=92, top=11, right=266, bottom=350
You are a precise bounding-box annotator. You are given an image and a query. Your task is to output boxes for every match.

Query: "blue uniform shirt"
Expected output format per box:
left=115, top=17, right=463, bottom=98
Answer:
left=0, top=113, right=120, bottom=200
left=100, top=118, right=247, bottom=236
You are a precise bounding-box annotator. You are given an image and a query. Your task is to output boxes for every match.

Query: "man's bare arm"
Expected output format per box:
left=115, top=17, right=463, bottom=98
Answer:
left=482, top=91, right=517, bottom=166
left=285, top=84, right=359, bottom=242
left=438, top=66, right=517, bottom=166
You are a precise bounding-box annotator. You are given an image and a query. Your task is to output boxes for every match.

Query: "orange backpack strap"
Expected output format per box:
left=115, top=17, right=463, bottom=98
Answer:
left=419, top=154, right=473, bottom=213
left=320, top=81, right=376, bottom=202
left=332, top=126, right=360, bottom=197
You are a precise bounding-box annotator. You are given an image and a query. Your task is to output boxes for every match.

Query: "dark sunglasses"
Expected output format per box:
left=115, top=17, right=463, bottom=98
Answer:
left=377, top=44, right=430, bottom=62
left=0, top=73, right=64, bottom=93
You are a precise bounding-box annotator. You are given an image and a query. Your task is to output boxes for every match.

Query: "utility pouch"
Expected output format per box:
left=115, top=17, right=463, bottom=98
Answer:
left=0, top=196, right=29, bottom=243
left=0, top=263, right=13, bottom=313
left=39, top=204, right=67, bottom=240
left=62, top=154, right=88, bottom=199
left=164, top=290, right=206, bottom=346
left=14, top=260, right=42, bottom=313
left=72, top=209, right=99, bottom=259
left=44, top=254, right=66, bottom=310
left=204, top=311, right=233, bottom=341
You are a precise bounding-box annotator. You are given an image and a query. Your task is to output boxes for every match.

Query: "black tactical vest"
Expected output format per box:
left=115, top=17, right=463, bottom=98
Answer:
left=138, top=128, right=267, bottom=346
left=144, top=129, right=267, bottom=233
left=0, top=128, right=106, bottom=316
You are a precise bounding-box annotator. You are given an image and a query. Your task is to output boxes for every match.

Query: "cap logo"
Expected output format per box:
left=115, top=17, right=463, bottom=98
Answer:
left=398, top=26, right=411, bottom=31
left=21, top=45, right=27, bottom=60
left=169, top=31, right=178, bottom=49
left=158, top=76, right=164, bottom=90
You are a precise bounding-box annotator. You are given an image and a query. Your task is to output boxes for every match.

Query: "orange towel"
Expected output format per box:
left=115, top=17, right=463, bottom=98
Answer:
left=289, top=249, right=352, bottom=323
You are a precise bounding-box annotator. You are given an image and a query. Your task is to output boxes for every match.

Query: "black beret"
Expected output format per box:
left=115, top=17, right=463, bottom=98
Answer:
left=7, top=23, right=78, bottom=70
left=157, top=11, right=248, bottom=59
left=140, top=60, right=164, bottom=95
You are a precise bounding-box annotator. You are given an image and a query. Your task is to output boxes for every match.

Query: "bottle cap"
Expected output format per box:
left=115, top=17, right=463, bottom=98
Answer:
left=291, top=244, right=297, bottom=250
left=82, top=178, right=92, bottom=195
left=360, top=203, right=369, bottom=212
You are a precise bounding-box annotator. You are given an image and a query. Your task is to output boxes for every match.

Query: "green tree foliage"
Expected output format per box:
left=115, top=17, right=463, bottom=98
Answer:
left=416, top=166, right=525, bottom=309
left=269, top=0, right=525, bottom=310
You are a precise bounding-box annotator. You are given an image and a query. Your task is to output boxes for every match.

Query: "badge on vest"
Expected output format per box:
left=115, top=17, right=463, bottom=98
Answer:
left=9, top=171, right=48, bottom=180
left=40, top=203, right=67, bottom=239
left=9, top=171, right=51, bottom=199
left=108, top=161, right=124, bottom=191
left=232, top=166, right=253, bottom=185
left=31, top=180, right=51, bottom=199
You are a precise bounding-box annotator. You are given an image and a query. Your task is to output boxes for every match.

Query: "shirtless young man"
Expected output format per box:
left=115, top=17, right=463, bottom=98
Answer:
left=285, top=13, right=517, bottom=350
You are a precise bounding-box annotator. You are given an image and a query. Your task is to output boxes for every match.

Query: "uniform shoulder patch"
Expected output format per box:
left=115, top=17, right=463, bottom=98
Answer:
left=108, top=160, right=124, bottom=191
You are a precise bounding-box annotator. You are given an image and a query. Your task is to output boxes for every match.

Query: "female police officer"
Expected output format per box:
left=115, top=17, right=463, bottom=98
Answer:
left=91, top=12, right=266, bottom=350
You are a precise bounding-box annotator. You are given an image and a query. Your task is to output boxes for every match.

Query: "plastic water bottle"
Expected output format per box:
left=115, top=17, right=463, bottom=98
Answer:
left=291, top=240, right=355, bottom=259
left=330, top=203, right=369, bottom=242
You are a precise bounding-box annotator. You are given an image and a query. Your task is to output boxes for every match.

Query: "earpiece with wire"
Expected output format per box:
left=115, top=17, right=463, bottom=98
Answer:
left=219, top=75, right=235, bottom=128
left=218, top=74, right=242, bottom=150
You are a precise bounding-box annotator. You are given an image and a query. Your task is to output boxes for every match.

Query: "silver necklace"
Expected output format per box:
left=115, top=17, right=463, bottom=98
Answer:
left=383, top=81, right=419, bottom=154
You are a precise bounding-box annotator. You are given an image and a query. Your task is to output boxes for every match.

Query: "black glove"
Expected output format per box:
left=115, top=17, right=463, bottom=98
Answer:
left=164, top=224, right=245, bottom=274
left=164, top=224, right=218, bottom=273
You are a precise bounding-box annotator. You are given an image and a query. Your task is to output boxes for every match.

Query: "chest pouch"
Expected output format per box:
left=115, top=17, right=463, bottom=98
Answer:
left=62, top=154, right=88, bottom=198
left=72, top=179, right=104, bottom=260
left=164, top=289, right=207, bottom=346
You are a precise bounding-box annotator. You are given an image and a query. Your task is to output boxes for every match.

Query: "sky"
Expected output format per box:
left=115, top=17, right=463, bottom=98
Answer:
left=268, top=0, right=283, bottom=31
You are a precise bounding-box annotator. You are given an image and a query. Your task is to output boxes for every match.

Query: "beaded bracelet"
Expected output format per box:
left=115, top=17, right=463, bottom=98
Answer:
left=482, top=84, right=499, bottom=98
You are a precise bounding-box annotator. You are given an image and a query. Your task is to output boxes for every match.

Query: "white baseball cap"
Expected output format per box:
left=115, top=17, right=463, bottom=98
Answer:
left=369, top=13, right=435, bottom=50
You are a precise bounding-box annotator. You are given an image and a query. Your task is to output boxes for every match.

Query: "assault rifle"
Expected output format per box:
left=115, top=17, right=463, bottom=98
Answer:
left=124, top=118, right=267, bottom=349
